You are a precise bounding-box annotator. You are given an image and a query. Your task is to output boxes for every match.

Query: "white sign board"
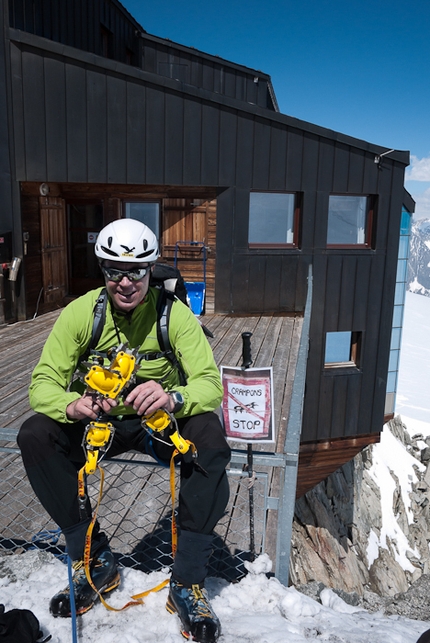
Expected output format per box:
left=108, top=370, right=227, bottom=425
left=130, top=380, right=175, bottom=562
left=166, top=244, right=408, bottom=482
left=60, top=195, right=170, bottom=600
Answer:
left=220, top=366, right=275, bottom=444
left=87, top=232, right=98, bottom=244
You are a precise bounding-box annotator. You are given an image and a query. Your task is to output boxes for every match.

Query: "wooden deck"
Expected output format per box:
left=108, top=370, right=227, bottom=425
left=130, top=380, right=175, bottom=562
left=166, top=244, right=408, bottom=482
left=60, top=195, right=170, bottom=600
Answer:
left=0, top=308, right=303, bottom=574
left=0, top=309, right=303, bottom=447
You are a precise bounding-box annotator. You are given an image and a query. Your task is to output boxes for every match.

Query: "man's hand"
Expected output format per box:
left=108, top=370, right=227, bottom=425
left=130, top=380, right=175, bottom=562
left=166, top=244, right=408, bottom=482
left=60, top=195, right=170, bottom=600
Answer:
left=125, top=380, right=174, bottom=416
left=66, top=393, right=117, bottom=421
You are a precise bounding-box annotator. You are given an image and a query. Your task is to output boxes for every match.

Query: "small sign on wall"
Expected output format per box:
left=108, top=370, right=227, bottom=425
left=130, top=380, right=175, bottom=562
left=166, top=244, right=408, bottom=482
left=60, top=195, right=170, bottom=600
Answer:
left=87, top=232, right=98, bottom=243
left=220, top=366, right=275, bottom=443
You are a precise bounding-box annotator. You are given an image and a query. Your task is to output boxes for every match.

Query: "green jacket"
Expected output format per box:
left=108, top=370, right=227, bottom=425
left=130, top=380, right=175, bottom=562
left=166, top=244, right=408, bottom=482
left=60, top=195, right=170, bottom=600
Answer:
left=29, top=287, right=223, bottom=423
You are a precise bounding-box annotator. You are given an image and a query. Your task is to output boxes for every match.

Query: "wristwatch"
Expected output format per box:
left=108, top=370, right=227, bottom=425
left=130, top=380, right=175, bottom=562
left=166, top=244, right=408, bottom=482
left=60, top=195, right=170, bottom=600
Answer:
left=168, top=390, right=184, bottom=414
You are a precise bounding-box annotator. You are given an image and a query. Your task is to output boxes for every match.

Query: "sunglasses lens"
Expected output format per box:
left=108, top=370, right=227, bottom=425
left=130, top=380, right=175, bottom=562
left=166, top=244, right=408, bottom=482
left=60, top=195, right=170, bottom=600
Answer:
left=102, top=266, right=148, bottom=281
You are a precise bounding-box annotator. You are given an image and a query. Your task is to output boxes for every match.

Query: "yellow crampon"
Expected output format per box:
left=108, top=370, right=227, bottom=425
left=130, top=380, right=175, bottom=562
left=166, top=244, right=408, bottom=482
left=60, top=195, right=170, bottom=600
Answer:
left=77, top=347, right=198, bottom=612
left=84, top=345, right=138, bottom=399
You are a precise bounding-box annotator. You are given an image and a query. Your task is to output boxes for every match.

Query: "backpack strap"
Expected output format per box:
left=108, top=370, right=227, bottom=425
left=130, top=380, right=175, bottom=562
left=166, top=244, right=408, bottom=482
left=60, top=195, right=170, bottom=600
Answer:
left=77, top=288, right=108, bottom=365
left=156, top=288, right=188, bottom=386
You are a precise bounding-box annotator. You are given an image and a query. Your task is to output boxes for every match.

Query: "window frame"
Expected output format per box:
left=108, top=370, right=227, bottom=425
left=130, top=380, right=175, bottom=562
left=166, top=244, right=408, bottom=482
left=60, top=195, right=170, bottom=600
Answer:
left=248, top=191, right=302, bottom=249
left=324, top=331, right=362, bottom=371
left=326, top=194, right=376, bottom=249
left=123, top=200, right=162, bottom=241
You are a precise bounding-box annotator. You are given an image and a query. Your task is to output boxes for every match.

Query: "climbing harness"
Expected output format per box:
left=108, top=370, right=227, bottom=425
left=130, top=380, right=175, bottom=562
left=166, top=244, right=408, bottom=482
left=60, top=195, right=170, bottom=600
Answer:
left=76, top=344, right=199, bottom=612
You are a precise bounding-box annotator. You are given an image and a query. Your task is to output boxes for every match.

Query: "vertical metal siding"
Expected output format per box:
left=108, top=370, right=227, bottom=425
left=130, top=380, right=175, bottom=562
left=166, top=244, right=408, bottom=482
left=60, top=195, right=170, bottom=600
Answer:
left=44, top=56, right=67, bottom=181
left=107, top=74, right=127, bottom=183
left=182, top=99, right=202, bottom=185
left=21, top=48, right=46, bottom=180
left=125, top=80, right=146, bottom=184
left=164, top=91, right=184, bottom=185
left=87, top=69, right=107, bottom=182
left=65, top=63, right=88, bottom=182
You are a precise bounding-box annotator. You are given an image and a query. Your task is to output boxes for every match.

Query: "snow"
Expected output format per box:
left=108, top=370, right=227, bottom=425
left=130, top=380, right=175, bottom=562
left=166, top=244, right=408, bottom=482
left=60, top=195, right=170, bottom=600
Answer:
left=2, top=291, right=430, bottom=643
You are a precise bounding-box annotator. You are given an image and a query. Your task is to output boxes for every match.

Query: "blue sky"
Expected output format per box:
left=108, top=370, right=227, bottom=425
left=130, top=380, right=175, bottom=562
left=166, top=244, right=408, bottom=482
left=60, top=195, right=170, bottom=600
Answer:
left=120, top=0, right=430, bottom=218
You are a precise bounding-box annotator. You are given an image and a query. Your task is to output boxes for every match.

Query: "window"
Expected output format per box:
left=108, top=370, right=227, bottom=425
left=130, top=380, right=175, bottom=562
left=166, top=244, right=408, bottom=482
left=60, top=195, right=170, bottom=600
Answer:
left=125, top=202, right=160, bottom=239
left=327, top=195, right=375, bottom=247
left=324, top=331, right=362, bottom=369
left=248, top=192, right=300, bottom=247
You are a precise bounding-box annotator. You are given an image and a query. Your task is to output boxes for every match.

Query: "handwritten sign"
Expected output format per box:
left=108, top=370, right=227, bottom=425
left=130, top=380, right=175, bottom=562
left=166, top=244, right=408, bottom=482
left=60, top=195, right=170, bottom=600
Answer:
left=220, top=366, right=275, bottom=443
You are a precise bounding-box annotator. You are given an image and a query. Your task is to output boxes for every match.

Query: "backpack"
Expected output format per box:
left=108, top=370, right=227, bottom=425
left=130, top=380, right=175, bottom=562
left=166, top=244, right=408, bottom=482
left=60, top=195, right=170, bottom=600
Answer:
left=84, top=263, right=193, bottom=386
left=0, top=605, right=51, bottom=643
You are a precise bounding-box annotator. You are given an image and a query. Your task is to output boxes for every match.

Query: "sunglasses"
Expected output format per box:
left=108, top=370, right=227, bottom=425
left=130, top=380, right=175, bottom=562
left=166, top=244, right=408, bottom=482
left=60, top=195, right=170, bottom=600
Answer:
left=101, top=265, right=150, bottom=282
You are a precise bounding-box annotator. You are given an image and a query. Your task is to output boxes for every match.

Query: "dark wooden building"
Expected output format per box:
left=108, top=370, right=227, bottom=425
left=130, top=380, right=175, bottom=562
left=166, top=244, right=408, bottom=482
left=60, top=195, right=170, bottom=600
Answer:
left=0, top=0, right=414, bottom=492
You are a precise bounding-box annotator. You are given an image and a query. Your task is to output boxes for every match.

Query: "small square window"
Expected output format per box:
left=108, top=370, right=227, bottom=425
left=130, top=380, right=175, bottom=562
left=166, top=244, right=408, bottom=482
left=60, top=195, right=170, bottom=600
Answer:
left=327, top=195, right=375, bottom=247
left=324, top=331, right=362, bottom=369
left=248, top=192, right=300, bottom=247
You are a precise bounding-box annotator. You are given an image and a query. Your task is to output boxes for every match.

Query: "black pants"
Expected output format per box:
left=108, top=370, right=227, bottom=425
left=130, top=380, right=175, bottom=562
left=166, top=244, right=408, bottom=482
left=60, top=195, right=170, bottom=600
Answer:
left=18, top=411, right=231, bottom=566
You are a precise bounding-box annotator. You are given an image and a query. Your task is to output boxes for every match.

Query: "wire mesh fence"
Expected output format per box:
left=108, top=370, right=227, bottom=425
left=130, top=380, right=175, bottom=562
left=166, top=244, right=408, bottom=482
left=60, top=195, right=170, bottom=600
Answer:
left=0, top=438, right=271, bottom=582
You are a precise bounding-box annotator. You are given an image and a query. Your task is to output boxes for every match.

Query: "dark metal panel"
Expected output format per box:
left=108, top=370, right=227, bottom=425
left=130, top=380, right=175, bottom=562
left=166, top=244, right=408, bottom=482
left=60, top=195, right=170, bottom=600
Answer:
left=183, top=98, right=202, bottom=186
left=164, top=91, right=184, bottom=185
left=263, top=255, right=283, bottom=311
left=202, top=61, right=214, bottom=92
left=246, top=255, right=266, bottom=311
left=24, top=0, right=34, bottom=31
left=301, top=133, right=319, bottom=191
left=279, top=256, right=299, bottom=310
left=323, top=255, right=342, bottom=330
left=218, top=107, right=237, bottom=187
left=44, top=56, right=67, bottom=181
left=357, top=254, right=385, bottom=432
left=235, top=114, right=254, bottom=188
left=235, top=73, right=246, bottom=102
left=190, top=57, right=203, bottom=88
left=142, top=42, right=156, bottom=74
left=65, top=62, right=87, bottom=182
left=332, top=143, right=349, bottom=193
left=317, top=140, right=334, bottom=190
left=233, top=187, right=250, bottom=250
left=245, top=76, right=258, bottom=105
left=201, top=103, right=219, bottom=185
left=338, top=255, right=357, bottom=329
left=285, top=128, right=303, bottom=190
left=86, top=68, right=107, bottom=182
left=344, top=375, right=361, bottom=436
left=252, top=117, right=271, bottom=190
left=312, top=191, right=328, bottom=250
left=317, top=375, right=335, bottom=439
left=34, top=0, right=44, bottom=36
left=22, top=48, right=46, bottom=180
left=10, top=42, right=26, bottom=180
left=107, top=74, right=127, bottom=183
left=347, top=149, right=365, bottom=193
left=362, top=153, right=379, bottom=194
left=299, top=189, right=315, bottom=252
left=125, top=80, right=146, bottom=184
left=231, top=252, right=251, bottom=311
left=330, top=377, right=348, bottom=439
left=268, top=124, right=287, bottom=191
left=224, top=68, right=236, bottom=99
left=145, top=85, right=165, bottom=184
left=352, top=255, right=371, bottom=329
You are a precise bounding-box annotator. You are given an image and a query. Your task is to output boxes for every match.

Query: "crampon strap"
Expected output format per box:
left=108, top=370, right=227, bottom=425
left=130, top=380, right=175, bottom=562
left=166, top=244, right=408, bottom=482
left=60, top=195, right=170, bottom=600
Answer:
left=77, top=436, right=197, bottom=611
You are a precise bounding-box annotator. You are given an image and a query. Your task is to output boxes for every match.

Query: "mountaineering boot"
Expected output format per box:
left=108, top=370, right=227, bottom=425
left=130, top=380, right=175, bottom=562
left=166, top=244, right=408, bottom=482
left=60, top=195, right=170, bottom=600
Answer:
left=49, top=546, right=120, bottom=617
left=166, top=578, right=221, bottom=643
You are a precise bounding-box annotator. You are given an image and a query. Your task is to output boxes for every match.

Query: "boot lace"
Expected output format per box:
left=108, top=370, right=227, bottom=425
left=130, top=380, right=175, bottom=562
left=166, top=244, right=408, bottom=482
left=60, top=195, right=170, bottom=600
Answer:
left=190, top=585, right=214, bottom=619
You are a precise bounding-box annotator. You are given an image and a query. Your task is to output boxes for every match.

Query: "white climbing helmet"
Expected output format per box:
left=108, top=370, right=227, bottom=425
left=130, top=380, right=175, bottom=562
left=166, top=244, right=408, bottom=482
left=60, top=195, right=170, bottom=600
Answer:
left=95, top=219, right=159, bottom=263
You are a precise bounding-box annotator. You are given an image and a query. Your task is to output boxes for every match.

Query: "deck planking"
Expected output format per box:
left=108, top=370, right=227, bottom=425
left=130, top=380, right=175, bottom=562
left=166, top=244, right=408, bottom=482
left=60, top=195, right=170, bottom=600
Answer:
left=0, top=309, right=303, bottom=566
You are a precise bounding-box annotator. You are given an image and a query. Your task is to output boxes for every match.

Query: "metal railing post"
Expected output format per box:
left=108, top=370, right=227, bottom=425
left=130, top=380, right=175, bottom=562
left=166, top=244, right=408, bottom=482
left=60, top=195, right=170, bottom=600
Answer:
left=275, top=264, right=313, bottom=585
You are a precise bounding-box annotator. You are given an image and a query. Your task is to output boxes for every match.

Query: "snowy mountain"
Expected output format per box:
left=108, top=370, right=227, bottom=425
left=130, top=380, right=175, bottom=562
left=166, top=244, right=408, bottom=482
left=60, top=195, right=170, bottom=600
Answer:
left=408, top=218, right=430, bottom=295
